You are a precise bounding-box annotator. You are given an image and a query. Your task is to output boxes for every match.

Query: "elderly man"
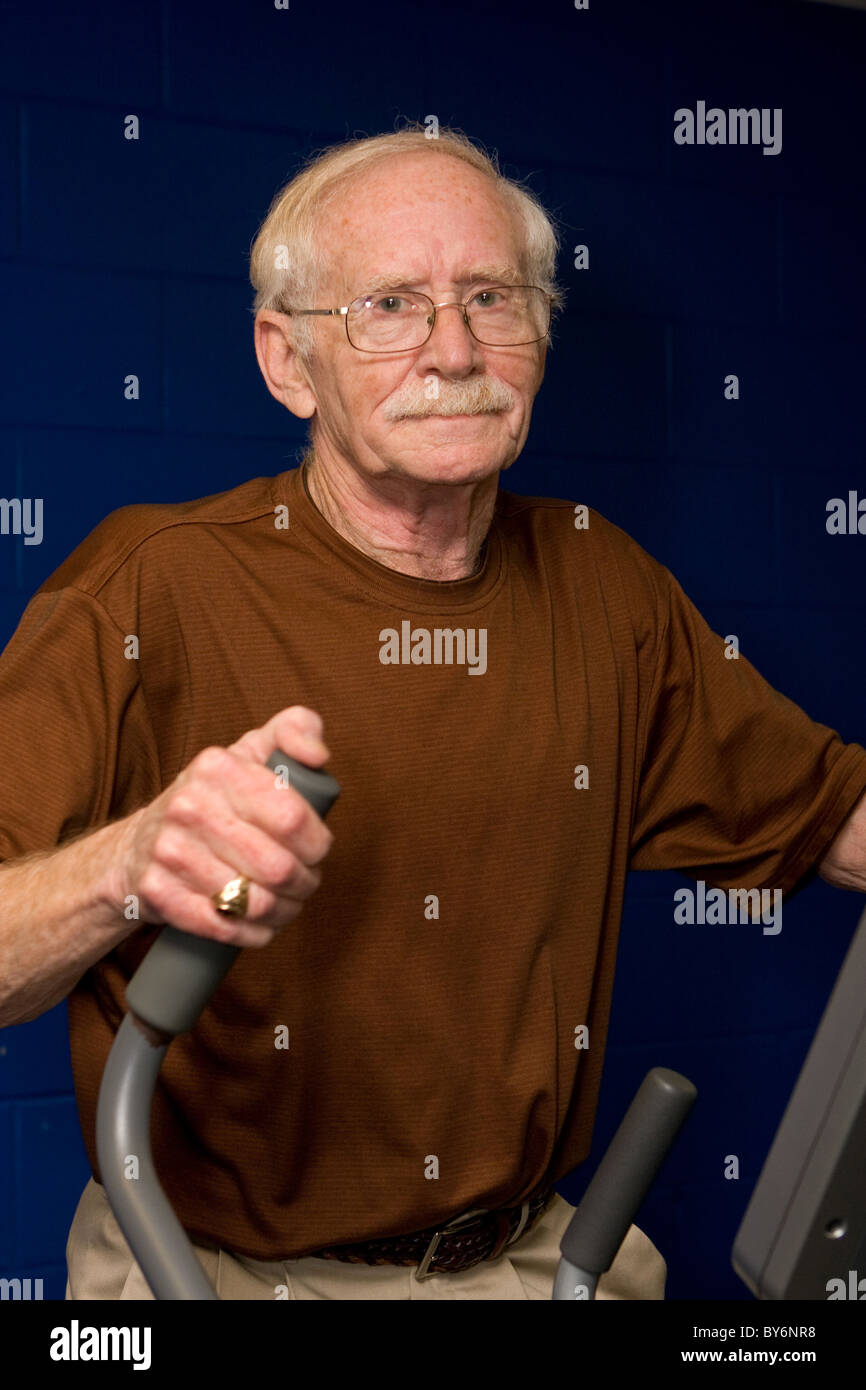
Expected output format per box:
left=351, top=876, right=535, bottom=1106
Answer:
left=1, top=124, right=865, bottom=1303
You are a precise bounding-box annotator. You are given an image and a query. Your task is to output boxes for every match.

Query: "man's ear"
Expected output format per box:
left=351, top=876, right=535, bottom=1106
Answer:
left=254, top=310, right=317, bottom=420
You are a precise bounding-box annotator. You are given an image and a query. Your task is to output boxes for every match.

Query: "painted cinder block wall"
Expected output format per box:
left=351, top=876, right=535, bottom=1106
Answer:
left=0, top=0, right=864, bottom=1299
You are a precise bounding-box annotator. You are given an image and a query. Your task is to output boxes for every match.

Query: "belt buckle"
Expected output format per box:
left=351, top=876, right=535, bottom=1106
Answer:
left=414, top=1206, right=488, bottom=1282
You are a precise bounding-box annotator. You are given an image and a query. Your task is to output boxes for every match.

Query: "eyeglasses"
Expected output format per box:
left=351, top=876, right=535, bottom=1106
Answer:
left=282, top=284, right=552, bottom=353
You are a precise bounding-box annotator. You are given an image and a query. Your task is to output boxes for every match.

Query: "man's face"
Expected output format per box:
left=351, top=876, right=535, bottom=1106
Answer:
left=292, top=152, right=547, bottom=485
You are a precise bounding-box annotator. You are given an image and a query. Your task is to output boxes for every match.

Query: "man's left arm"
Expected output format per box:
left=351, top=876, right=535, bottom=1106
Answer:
left=627, top=554, right=866, bottom=895
left=818, top=789, right=866, bottom=892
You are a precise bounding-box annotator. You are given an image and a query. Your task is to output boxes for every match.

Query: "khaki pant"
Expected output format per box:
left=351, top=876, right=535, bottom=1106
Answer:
left=65, top=1176, right=666, bottom=1301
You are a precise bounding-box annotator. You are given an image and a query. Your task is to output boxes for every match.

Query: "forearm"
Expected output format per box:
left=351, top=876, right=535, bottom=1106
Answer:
left=818, top=790, right=866, bottom=894
left=0, top=816, right=140, bottom=1028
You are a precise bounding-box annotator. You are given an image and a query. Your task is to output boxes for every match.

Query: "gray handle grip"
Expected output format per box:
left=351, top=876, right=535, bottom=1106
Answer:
left=559, top=1067, right=697, bottom=1273
left=124, top=749, right=340, bottom=1036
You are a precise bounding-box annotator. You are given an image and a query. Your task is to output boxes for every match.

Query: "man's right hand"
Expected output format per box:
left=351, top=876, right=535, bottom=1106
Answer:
left=112, top=706, right=335, bottom=948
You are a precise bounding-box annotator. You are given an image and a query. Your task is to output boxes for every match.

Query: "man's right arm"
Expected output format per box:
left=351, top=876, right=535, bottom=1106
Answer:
left=0, top=704, right=336, bottom=1031
left=0, top=816, right=139, bottom=1029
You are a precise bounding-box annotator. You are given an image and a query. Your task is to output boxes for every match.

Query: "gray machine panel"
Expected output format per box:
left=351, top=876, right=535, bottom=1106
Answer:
left=732, top=902, right=866, bottom=1300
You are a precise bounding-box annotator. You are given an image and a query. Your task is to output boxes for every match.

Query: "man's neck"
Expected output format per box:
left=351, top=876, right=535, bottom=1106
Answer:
left=302, top=452, right=493, bottom=582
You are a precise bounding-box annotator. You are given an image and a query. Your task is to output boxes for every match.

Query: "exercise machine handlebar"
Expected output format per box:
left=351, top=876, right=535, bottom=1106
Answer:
left=95, top=749, right=341, bottom=1300
left=552, top=1067, right=697, bottom=1298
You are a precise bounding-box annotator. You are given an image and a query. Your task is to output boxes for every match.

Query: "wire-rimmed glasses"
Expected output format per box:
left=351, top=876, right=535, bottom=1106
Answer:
left=283, top=284, right=552, bottom=352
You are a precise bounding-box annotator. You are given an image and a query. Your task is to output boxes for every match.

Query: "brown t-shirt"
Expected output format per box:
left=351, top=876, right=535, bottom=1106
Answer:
left=1, top=460, right=865, bottom=1261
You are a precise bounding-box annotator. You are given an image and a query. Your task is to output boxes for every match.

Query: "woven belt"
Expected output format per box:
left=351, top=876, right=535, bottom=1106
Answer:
left=309, top=1181, right=554, bottom=1281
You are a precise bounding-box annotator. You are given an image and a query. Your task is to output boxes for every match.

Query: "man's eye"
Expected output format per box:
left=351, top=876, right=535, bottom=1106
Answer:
left=373, top=295, right=407, bottom=313
left=473, top=290, right=502, bottom=308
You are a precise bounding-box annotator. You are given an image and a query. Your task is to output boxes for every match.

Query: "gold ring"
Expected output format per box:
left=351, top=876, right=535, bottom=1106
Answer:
left=212, top=875, right=251, bottom=918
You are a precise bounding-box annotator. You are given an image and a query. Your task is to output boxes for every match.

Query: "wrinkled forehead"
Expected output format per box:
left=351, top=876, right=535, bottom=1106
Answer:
left=315, top=153, right=527, bottom=301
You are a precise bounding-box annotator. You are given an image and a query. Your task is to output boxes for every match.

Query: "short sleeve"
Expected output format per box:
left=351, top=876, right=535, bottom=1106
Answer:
left=0, top=586, right=161, bottom=864
left=629, top=565, right=866, bottom=896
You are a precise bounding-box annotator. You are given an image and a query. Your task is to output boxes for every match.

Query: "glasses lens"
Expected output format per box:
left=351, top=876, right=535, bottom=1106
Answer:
left=345, top=286, right=550, bottom=351
left=347, top=291, right=431, bottom=351
left=467, top=286, right=549, bottom=345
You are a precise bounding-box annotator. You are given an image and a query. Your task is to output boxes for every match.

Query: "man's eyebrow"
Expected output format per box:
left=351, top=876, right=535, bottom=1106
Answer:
left=355, top=265, right=525, bottom=295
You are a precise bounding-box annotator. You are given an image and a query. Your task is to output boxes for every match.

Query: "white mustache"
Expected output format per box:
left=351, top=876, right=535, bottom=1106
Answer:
left=384, top=377, right=514, bottom=421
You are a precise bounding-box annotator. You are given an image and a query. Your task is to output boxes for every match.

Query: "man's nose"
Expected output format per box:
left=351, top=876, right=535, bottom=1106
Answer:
left=425, top=301, right=478, bottom=358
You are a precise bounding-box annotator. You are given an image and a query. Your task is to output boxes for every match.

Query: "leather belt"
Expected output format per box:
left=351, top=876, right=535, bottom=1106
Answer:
left=309, top=1180, right=554, bottom=1281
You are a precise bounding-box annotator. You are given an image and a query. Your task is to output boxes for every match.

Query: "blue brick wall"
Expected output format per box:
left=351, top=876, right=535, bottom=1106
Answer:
left=1, top=0, right=864, bottom=1301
